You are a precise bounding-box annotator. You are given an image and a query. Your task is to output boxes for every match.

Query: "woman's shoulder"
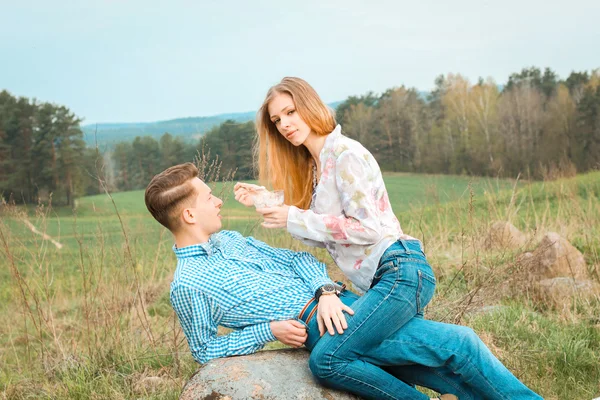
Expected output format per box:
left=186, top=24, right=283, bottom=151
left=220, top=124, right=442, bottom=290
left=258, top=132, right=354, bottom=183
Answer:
left=332, top=135, right=376, bottom=164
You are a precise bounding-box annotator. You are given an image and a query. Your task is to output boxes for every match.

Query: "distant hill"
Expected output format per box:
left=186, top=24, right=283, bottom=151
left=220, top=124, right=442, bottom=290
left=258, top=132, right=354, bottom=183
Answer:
left=81, top=101, right=343, bottom=147
left=81, top=110, right=257, bottom=147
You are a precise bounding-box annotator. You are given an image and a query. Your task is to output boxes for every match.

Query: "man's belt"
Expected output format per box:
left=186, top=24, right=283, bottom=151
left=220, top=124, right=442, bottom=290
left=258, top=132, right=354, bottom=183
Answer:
left=298, top=297, right=319, bottom=325
left=298, top=282, right=346, bottom=325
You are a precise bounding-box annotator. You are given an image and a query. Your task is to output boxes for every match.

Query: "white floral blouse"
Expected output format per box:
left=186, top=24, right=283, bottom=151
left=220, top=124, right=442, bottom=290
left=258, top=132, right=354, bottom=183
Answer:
left=287, top=125, right=416, bottom=292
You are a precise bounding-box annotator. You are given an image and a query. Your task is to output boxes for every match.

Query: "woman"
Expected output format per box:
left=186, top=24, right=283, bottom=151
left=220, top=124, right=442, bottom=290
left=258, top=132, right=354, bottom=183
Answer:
left=234, top=77, right=541, bottom=400
left=237, top=76, right=434, bottom=331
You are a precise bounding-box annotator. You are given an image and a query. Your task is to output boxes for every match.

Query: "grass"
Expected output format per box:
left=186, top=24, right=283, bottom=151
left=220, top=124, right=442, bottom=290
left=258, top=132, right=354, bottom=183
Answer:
left=1, top=171, right=599, bottom=399
left=466, top=302, right=600, bottom=399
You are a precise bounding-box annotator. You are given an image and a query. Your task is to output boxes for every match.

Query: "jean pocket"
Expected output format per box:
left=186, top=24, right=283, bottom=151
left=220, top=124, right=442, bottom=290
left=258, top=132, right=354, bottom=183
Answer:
left=416, top=269, right=436, bottom=314
left=370, top=261, right=400, bottom=289
left=373, top=261, right=398, bottom=280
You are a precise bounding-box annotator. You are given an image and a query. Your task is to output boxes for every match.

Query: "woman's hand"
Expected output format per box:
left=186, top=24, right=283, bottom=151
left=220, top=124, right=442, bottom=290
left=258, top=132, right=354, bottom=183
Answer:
left=256, top=205, right=291, bottom=228
left=234, top=182, right=266, bottom=207
left=316, top=295, right=354, bottom=336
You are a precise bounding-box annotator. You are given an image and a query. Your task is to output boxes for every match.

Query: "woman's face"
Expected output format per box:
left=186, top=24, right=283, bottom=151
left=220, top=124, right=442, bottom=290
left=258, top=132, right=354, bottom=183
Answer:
left=267, top=92, right=311, bottom=147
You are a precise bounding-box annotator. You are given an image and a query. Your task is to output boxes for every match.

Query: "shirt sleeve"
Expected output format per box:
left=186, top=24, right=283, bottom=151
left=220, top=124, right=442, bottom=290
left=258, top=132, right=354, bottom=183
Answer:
left=291, top=233, right=327, bottom=248
left=245, top=236, right=334, bottom=294
left=170, top=285, right=276, bottom=364
left=287, top=151, right=384, bottom=245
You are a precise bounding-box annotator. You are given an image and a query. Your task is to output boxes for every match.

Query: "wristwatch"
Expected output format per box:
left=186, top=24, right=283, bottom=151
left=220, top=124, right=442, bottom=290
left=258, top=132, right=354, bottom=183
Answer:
left=315, top=283, right=337, bottom=302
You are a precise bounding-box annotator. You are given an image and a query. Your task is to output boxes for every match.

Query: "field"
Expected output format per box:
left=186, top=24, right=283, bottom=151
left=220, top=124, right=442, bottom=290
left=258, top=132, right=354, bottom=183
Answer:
left=1, top=172, right=599, bottom=399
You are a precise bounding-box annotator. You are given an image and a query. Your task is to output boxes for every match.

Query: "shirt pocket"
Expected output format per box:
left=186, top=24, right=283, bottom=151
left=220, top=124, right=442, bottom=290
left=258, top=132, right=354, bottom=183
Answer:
left=221, top=274, right=263, bottom=307
left=259, top=262, right=295, bottom=278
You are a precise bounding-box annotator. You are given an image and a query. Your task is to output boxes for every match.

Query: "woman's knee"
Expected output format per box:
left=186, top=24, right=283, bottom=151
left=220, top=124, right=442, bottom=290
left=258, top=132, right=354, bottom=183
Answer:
left=309, top=341, right=352, bottom=380
left=456, top=326, right=483, bottom=352
left=309, top=347, right=333, bottom=380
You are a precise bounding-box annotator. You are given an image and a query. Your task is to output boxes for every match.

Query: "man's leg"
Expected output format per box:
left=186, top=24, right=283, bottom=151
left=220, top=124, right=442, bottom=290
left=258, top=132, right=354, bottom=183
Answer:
left=361, top=318, right=542, bottom=400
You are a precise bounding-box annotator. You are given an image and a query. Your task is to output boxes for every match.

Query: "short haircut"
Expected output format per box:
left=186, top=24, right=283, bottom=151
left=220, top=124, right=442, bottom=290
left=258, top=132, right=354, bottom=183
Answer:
left=145, top=162, right=199, bottom=231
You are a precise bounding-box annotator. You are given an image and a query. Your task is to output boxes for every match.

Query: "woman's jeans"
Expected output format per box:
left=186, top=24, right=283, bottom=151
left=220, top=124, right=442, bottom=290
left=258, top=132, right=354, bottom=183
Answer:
left=305, top=240, right=541, bottom=400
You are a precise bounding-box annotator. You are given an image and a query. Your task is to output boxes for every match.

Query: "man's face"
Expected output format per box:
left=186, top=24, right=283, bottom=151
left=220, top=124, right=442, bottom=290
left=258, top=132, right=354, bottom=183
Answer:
left=184, top=178, right=223, bottom=235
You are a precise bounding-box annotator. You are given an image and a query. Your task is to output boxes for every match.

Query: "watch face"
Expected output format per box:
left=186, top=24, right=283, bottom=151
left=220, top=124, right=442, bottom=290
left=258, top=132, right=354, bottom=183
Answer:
left=322, top=283, right=336, bottom=293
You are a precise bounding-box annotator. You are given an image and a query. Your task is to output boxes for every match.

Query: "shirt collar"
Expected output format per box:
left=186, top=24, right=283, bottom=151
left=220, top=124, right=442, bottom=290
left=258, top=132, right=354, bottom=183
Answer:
left=319, top=124, right=342, bottom=164
left=173, top=233, right=222, bottom=259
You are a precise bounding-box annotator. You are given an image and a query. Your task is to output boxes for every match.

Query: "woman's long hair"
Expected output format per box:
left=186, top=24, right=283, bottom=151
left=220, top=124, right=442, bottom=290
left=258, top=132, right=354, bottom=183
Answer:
left=255, top=77, right=336, bottom=209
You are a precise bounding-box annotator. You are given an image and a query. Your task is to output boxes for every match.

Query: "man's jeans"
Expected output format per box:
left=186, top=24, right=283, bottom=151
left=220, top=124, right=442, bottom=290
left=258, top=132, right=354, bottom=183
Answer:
left=304, top=240, right=541, bottom=400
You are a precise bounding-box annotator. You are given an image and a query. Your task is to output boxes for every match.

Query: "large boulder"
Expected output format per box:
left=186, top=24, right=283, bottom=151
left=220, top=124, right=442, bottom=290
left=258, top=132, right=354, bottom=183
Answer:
left=180, top=349, right=361, bottom=399
left=528, top=233, right=588, bottom=280
left=533, top=277, right=600, bottom=308
left=484, top=221, right=528, bottom=250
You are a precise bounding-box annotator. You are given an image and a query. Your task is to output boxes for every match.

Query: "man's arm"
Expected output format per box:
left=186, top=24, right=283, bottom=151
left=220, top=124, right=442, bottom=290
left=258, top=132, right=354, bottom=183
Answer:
left=246, top=236, right=334, bottom=294
left=246, top=237, right=355, bottom=337
left=171, top=285, right=275, bottom=364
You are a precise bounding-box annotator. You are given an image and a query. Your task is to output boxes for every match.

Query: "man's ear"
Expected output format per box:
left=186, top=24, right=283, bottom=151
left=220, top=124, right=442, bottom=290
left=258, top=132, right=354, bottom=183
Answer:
left=181, top=208, right=195, bottom=224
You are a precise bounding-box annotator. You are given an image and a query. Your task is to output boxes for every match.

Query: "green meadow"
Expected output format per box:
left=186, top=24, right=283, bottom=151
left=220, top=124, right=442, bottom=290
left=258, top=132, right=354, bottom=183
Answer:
left=1, top=172, right=599, bottom=399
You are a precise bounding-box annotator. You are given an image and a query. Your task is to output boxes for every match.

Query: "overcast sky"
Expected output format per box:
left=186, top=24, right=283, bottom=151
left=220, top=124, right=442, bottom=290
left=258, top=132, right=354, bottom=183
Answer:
left=1, top=0, right=599, bottom=124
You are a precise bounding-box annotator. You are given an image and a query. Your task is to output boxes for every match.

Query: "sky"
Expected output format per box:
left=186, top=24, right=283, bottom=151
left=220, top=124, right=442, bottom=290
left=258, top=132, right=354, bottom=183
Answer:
left=1, top=0, right=599, bottom=124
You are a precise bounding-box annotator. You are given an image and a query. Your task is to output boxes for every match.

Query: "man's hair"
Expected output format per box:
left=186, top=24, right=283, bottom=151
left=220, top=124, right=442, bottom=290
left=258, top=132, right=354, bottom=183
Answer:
left=145, top=162, right=199, bottom=231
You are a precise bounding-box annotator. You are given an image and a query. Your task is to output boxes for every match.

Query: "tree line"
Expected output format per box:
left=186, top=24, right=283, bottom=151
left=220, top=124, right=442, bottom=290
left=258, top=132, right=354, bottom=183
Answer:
left=0, top=88, right=257, bottom=205
left=107, top=121, right=255, bottom=191
left=0, top=91, right=90, bottom=206
left=1, top=67, right=599, bottom=206
left=337, top=67, right=600, bottom=178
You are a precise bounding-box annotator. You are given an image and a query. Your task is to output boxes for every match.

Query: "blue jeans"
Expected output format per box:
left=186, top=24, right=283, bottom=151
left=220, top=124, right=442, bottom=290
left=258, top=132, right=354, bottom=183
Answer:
left=307, top=239, right=436, bottom=399
left=306, top=240, right=541, bottom=400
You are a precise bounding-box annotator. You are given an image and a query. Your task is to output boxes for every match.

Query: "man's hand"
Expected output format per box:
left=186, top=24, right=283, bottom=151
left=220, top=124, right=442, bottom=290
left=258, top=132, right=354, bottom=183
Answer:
left=233, top=182, right=266, bottom=207
left=256, top=205, right=290, bottom=228
left=317, top=295, right=355, bottom=336
left=270, top=320, right=307, bottom=348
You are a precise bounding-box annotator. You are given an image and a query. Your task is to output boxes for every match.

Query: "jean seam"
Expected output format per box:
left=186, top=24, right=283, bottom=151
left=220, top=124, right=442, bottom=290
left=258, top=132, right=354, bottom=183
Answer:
left=374, top=265, right=398, bottom=280
left=325, top=269, right=409, bottom=397
left=397, top=257, right=429, bottom=264
left=377, top=340, right=508, bottom=400
left=416, top=271, right=423, bottom=315
left=329, top=369, right=402, bottom=400
left=381, top=256, right=428, bottom=267
left=327, top=271, right=426, bottom=400
left=329, top=272, right=400, bottom=358
left=429, top=368, right=473, bottom=400
left=416, top=270, right=423, bottom=314
left=420, top=270, right=436, bottom=284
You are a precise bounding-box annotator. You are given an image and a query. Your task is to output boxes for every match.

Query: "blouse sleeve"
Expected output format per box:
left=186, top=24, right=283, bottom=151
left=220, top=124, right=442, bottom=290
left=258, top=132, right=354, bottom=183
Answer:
left=287, top=151, right=386, bottom=245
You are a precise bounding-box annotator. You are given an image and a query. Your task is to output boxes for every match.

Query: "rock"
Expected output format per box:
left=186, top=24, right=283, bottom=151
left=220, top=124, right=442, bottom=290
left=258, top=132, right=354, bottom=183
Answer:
left=533, top=277, right=600, bottom=308
left=528, top=233, right=588, bottom=280
left=180, top=349, right=361, bottom=400
left=484, top=221, right=528, bottom=250
left=518, top=251, right=534, bottom=265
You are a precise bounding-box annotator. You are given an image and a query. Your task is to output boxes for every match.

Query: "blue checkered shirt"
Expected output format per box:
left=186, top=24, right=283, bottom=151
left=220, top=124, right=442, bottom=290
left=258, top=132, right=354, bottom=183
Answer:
left=170, top=230, right=334, bottom=364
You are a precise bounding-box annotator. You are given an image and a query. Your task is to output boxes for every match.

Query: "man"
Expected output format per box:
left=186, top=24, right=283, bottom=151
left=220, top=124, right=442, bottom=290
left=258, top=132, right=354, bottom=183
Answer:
left=144, top=162, right=541, bottom=400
